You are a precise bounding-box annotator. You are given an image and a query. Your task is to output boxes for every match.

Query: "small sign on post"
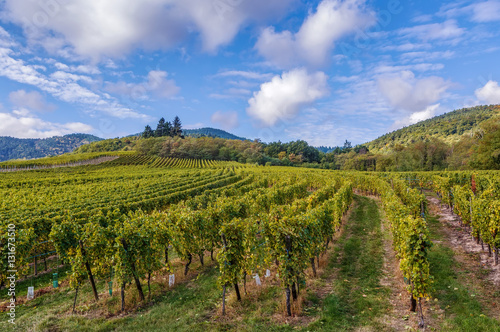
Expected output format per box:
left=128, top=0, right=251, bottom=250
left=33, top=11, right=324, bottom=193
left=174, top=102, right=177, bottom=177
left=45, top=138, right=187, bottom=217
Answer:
left=169, top=274, right=175, bottom=288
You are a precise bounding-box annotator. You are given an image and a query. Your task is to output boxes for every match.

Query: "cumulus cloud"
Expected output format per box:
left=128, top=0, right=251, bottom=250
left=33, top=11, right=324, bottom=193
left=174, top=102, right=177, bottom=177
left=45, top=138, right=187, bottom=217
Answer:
left=475, top=80, right=500, bottom=104
left=247, top=68, right=329, bottom=126
left=211, top=111, right=239, bottom=130
left=9, top=89, right=56, bottom=112
left=391, top=104, right=441, bottom=129
left=2, top=0, right=294, bottom=59
left=105, top=70, right=180, bottom=100
left=399, top=20, right=464, bottom=41
left=255, top=0, right=374, bottom=68
left=0, top=110, right=93, bottom=138
left=378, top=70, right=451, bottom=114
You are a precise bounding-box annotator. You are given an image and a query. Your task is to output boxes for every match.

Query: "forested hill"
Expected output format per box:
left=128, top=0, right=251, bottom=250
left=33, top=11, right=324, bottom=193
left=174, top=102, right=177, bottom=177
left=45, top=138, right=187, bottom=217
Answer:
left=183, top=127, right=247, bottom=140
left=0, top=134, right=102, bottom=162
left=366, top=105, right=500, bottom=152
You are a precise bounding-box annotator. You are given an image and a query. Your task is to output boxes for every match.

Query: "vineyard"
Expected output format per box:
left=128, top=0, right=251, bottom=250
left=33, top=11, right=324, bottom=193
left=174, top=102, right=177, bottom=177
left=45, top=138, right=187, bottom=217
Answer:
left=0, top=157, right=499, bottom=331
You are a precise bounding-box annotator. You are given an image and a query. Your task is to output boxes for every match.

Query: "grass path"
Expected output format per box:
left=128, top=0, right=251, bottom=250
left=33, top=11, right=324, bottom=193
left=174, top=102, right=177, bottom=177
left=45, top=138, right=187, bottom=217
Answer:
left=306, top=195, right=392, bottom=331
left=425, top=194, right=500, bottom=331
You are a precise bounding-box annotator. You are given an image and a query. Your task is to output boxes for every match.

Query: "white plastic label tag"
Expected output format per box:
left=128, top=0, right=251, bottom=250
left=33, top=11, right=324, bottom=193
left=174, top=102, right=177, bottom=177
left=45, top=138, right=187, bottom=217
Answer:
left=253, top=274, right=261, bottom=286
left=27, top=286, right=34, bottom=300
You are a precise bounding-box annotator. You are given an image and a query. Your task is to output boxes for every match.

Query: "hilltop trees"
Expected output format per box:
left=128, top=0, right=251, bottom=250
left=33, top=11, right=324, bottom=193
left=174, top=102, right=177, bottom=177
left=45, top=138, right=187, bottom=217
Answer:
left=470, top=116, right=500, bottom=169
left=143, top=116, right=182, bottom=139
left=155, top=118, right=167, bottom=137
left=142, top=125, right=154, bottom=138
left=263, top=140, right=321, bottom=163
left=172, top=116, right=182, bottom=137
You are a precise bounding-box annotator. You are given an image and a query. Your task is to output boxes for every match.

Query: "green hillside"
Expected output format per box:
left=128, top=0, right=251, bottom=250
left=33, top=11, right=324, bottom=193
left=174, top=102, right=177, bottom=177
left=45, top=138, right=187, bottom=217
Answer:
left=0, top=134, right=103, bottom=162
left=366, top=105, right=500, bottom=152
left=182, top=127, right=247, bottom=140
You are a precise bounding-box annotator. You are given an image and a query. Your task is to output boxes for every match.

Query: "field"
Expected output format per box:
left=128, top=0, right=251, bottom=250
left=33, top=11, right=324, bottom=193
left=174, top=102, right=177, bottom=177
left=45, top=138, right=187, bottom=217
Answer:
left=1, top=156, right=499, bottom=331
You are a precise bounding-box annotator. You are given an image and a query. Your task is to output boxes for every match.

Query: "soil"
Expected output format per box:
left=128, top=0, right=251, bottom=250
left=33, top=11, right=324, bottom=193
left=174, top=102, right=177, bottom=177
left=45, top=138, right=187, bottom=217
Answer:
left=427, top=196, right=500, bottom=285
left=427, top=196, right=500, bottom=319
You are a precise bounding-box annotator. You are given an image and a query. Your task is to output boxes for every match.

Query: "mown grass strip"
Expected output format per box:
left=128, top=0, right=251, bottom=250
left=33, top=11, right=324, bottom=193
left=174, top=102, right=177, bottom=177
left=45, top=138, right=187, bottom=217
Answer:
left=306, top=195, right=390, bottom=331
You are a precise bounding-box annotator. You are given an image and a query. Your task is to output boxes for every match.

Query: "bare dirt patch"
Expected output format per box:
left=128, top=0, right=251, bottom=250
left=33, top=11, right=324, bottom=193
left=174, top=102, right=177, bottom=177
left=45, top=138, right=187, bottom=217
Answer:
left=427, top=196, right=500, bottom=286
left=427, top=196, right=500, bottom=319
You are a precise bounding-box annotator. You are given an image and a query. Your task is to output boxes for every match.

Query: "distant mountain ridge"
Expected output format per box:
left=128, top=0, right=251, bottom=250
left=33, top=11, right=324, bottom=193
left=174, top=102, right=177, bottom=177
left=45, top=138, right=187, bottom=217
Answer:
left=182, top=127, right=248, bottom=141
left=0, top=134, right=103, bottom=162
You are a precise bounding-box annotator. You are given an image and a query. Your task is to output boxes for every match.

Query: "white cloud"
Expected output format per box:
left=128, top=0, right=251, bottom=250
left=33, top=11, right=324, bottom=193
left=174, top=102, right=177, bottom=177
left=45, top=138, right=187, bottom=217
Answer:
left=255, top=0, right=374, bottom=68
left=439, top=1, right=500, bottom=23
left=211, top=111, right=239, bottom=130
left=391, top=104, right=441, bottom=129
left=400, top=51, right=455, bottom=61
left=471, top=1, right=500, bottom=22
left=412, top=14, right=433, bottom=23
left=0, top=47, right=149, bottom=119
left=475, top=80, right=500, bottom=104
left=146, top=71, right=180, bottom=99
left=379, top=42, right=431, bottom=52
left=9, top=89, right=56, bottom=112
left=0, top=110, right=93, bottom=138
left=378, top=70, right=451, bottom=113
left=105, top=70, right=180, bottom=100
left=247, top=68, right=329, bottom=126
left=2, top=0, right=294, bottom=60
left=215, top=70, right=273, bottom=80
left=54, top=62, right=100, bottom=75
left=373, top=63, right=445, bottom=75
left=50, top=71, right=95, bottom=84
left=409, top=104, right=439, bottom=123
left=399, top=20, right=464, bottom=41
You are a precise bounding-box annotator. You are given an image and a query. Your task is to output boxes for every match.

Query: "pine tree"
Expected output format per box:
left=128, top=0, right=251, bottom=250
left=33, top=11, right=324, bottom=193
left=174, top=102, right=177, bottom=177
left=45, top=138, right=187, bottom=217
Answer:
left=343, top=140, right=352, bottom=151
left=172, top=116, right=182, bottom=137
left=142, top=125, right=154, bottom=138
left=155, top=118, right=166, bottom=137
left=165, top=121, right=172, bottom=137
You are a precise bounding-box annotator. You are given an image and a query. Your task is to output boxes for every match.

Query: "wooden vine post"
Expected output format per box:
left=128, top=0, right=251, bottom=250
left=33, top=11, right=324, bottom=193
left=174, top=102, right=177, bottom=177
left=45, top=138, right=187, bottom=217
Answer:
left=120, top=238, right=145, bottom=301
left=285, top=235, right=292, bottom=316
left=221, top=233, right=228, bottom=316
left=79, top=240, right=99, bottom=302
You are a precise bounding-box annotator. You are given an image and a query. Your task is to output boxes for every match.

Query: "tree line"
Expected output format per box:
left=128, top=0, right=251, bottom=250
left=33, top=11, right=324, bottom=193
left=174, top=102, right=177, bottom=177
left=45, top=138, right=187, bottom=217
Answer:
left=77, top=113, right=500, bottom=171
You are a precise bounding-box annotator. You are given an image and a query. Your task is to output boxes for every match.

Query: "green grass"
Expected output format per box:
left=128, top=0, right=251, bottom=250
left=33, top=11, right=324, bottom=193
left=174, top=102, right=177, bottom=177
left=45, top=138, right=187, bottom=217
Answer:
left=427, top=214, right=500, bottom=331
left=306, top=195, right=390, bottom=331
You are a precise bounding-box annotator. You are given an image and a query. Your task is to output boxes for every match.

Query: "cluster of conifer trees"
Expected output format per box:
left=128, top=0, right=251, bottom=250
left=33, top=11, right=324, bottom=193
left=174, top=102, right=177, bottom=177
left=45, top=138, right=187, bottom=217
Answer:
left=142, top=116, right=183, bottom=138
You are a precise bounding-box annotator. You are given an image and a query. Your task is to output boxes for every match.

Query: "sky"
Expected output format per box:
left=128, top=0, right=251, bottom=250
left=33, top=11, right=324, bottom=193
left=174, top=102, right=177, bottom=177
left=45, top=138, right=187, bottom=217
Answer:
left=0, top=0, right=499, bottom=146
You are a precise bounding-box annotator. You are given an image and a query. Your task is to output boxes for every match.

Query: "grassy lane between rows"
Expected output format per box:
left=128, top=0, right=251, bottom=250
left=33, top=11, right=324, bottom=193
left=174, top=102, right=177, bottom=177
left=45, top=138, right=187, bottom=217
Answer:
left=305, top=195, right=390, bottom=331
left=426, top=202, right=500, bottom=331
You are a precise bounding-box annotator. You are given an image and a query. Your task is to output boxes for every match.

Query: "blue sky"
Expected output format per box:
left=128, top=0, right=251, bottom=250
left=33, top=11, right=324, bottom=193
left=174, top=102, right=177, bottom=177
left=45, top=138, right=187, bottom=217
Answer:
left=0, top=0, right=499, bottom=146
